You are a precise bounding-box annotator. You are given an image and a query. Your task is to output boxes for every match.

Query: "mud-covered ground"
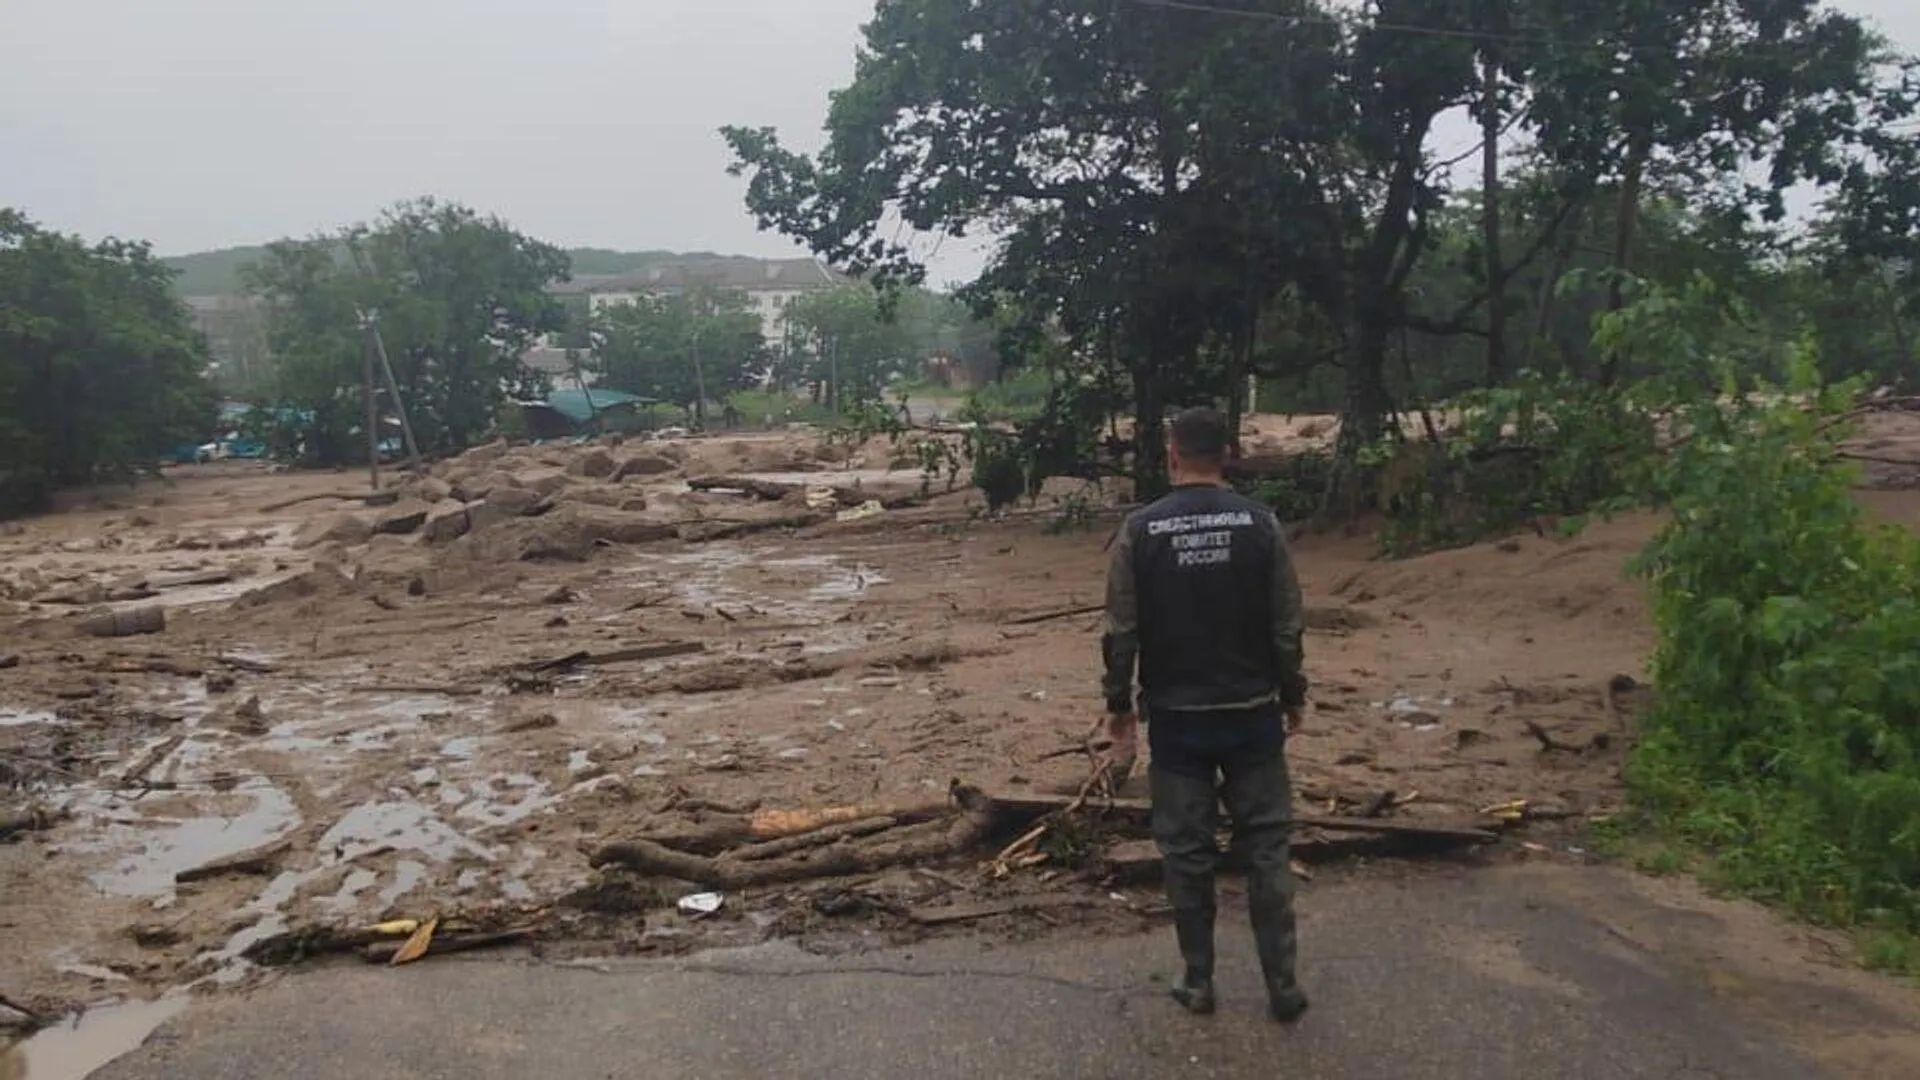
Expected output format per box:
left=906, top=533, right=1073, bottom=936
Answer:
left=5, top=413, right=1915, bottom=1029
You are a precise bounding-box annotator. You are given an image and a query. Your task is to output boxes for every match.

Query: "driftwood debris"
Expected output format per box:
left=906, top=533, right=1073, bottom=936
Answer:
left=216, top=653, right=277, bottom=674
left=120, top=733, right=188, bottom=789
left=588, top=775, right=1501, bottom=894
left=175, top=838, right=292, bottom=884
left=1002, top=604, right=1105, bottom=627
left=621, top=799, right=956, bottom=857
left=0, top=806, right=67, bottom=843
left=362, top=926, right=535, bottom=965
left=686, top=475, right=927, bottom=511
left=1524, top=719, right=1612, bottom=756
left=592, top=812, right=997, bottom=890
left=524, top=641, right=707, bottom=675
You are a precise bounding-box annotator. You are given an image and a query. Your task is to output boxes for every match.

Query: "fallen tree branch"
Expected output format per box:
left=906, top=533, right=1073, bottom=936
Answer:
left=360, top=927, right=536, bottom=964
left=630, top=799, right=955, bottom=856
left=1002, top=604, right=1104, bottom=626
left=1524, top=719, right=1611, bottom=755
left=120, top=733, right=188, bottom=789
left=521, top=641, right=707, bottom=675
left=728, top=816, right=901, bottom=861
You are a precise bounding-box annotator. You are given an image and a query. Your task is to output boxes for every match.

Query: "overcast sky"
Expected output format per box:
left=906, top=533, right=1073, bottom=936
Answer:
left=4, top=0, right=1916, bottom=288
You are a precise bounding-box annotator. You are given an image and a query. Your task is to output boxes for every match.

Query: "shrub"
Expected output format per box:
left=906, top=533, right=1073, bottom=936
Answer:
left=1631, top=357, right=1920, bottom=942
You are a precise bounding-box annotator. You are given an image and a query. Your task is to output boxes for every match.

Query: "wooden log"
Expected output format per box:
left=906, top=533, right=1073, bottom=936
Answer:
left=360, top=927, right=536, bottom=964
left=1002, top=604, right=1104, bottom=626
left=120, top=733, right=188, bottom=789
left=728, top=816, right=900, bottom=861
left=638, top=799, right=954, bottom=856
left=0, top=806, right=66, bottom=843
left=591, top=811, right=994, bottom=889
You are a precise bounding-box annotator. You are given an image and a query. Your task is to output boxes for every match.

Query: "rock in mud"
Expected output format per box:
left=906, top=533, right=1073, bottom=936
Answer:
left=421, top=500, right=473, bottom=545
left=407, top=475, right=453, bottom=504
left=554, top=486, right=626, bottom=510
left=373, top=499, right=431, bottom=536
left=450, top=512, right=595, bottom=563
left=459, top=439, right=512, bottom=467
left=569, top=505, right=677, bottom=546
left=468, top=485, right=546, bottom=532
left=37, top=581, right=108, bottom=605
left=233, top=565, right=355, bottom=609
left=514, top=467, right=571, bottom=498
left=569, top=448, right=618, bottom=479
left=449, top=469, right=518, bottom=503
left=612, top=453, right=677, bottom=481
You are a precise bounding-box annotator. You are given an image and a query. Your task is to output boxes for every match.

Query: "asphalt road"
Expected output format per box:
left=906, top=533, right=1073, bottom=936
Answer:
left=78, top=864, right=1887, bottom=1080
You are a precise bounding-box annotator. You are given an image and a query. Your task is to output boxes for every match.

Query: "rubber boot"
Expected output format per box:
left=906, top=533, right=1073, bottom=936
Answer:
left=1169, top=908, right=1217, bottom=1015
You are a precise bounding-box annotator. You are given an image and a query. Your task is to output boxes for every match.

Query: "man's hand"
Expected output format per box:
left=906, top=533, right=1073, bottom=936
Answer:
left=1091, top=710, right=1139, bottom=760
left=1283, top=704, right=1307, bottom=734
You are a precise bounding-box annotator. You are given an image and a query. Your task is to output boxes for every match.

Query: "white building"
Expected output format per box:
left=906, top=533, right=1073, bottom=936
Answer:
left=552, top=256, right=848, bottom=345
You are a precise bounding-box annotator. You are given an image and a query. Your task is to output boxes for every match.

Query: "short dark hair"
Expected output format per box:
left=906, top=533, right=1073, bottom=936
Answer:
left=1168, top=406, right=1229, bottom=465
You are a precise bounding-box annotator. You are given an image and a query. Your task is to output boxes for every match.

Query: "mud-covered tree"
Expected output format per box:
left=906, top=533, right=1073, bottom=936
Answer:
left=0, top=209, right=216, bottom=516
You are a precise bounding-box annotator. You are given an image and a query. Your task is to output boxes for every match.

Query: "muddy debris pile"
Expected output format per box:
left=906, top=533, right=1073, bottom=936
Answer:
left=275, top=434, right=937, bottom=569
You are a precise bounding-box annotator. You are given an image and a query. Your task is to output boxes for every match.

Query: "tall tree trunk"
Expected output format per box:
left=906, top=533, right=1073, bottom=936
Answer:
left=1600, top=132, right=1651, bottom=386
left=1481, top=53, right=1507, bottom=387
left=1322, top=317, right=1393, bottom=528
left=1224, top=309, right=1256, bottom=461
left=1132, top=357, right=1167, bottom=501
left=1523, top=201, right=1585, bottom=376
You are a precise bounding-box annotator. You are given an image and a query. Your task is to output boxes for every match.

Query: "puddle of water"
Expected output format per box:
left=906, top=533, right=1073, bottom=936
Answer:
left=0, top=708, right=58, bottom=728
left=319, top=801, right=495, bottom=863
left=79, top=779, right=301, bottom=898
left=0, top=995, right=187, bottom=1080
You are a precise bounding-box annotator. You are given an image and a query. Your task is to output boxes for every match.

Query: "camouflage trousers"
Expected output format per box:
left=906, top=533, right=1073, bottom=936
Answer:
left=1149, top=746, right=1299, bottom=990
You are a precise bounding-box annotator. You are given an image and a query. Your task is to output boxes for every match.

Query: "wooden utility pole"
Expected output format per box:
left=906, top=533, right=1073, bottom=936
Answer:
left=363, top=311, right=423, bottom=473
left=361, top=323, right=381, bottom=490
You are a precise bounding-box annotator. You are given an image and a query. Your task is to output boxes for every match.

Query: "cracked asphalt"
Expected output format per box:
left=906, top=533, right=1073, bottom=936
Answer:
left=89, top=864, right=1916, bottom=1080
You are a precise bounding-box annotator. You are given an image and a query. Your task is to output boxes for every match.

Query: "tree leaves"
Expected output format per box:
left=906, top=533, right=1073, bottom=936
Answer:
left=0, top=211, right=216, bottom=516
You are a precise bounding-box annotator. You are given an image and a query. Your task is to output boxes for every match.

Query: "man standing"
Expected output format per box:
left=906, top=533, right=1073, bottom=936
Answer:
left=1101, top=406, right=1309, bottom=1021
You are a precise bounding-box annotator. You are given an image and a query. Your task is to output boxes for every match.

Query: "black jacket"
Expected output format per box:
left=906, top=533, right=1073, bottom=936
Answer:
left=1101, top=484, right=1307, bottom=715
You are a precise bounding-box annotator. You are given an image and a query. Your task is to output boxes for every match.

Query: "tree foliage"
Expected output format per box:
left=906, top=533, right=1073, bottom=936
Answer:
left=722, top=0, right=1907, bottom=502
left=0, top=209, right=216, bottom=517
left=242, top=198, right=568, bottom=464
left=591, top=287, right=768, bottom=420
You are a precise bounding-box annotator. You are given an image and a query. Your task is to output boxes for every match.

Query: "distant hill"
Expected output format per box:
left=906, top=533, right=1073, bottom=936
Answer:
left=163, top=244, right=743, bottom=297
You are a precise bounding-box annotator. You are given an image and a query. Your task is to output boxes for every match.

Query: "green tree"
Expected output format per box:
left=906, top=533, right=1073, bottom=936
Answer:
left=243, top=198, right=569, bottom=462
left=592, top=287, right=767, bottom=423
left=0, top=209, right=216, bottom=517
left=782, top=285, right=918, bottom=411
